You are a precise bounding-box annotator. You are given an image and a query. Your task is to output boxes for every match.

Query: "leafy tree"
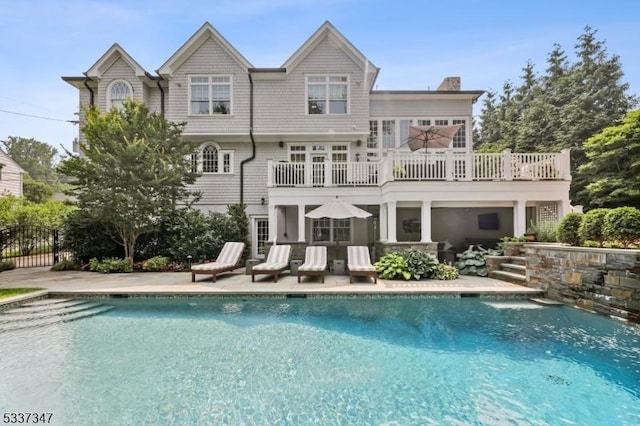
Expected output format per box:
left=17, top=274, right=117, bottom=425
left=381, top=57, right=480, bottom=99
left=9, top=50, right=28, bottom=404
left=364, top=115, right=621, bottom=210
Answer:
left=577, top=110, right=640, bottom=209
left=58, top=101, right=200, bottom=260
left=1, top=136, right=60, bottom=186
left=23, top=175, right=56, bottom=203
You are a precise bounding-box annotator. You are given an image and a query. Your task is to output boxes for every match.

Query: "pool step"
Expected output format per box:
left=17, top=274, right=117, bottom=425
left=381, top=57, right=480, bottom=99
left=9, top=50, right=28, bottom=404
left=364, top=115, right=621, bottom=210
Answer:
left=0, top=301, right=113, bottom=332
left=21, top=298, right=74, bottom=307
left=4, top=299, right=90, bottom=314
left=0, top=302, right=104, bottom=323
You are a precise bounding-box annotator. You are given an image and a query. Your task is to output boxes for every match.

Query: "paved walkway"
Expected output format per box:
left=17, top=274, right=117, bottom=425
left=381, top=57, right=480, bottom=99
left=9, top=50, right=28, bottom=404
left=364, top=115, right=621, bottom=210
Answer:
left=0, top=266, right=541, bottom=305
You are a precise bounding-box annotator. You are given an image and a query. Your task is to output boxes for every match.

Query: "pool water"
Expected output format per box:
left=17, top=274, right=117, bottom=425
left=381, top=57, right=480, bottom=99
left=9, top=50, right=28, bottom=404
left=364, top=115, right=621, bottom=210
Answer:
left=1, top=297, right=639, bottom=425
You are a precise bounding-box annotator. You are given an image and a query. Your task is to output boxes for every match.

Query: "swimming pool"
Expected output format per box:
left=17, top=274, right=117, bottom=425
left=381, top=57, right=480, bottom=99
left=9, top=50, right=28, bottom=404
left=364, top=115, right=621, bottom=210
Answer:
left=1, top=297, right=639, bottom=425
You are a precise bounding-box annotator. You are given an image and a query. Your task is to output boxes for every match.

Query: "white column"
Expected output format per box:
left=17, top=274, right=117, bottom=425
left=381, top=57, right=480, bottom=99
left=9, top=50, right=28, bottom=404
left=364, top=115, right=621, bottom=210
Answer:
left=268, top=204, right=277, bottom=242
left=514, top=200, right=526, bottom=236
left=557, top=199, right=569, bottom=221
left=380, top=203, right=388, bottom=242
left=298, top=204, right=306, bottom=242
left=420, top=200, right=432, bottom=242
left=387, top=201, right=397, bottom=243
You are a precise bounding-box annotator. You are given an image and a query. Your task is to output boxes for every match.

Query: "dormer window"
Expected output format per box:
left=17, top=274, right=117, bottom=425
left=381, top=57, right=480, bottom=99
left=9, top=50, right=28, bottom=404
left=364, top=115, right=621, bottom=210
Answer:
left=107, top=80, right=132, bottom=109
left=189, top=76, right=232, bottom=115
left=307, top=75, right=348, bottom=115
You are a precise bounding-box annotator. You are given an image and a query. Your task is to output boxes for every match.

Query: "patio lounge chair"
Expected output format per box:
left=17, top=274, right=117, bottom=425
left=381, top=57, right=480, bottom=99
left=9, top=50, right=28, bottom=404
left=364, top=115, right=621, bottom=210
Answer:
left=297, top=246, right=328, bottom=283
left=251, top=245, right=291, bottom=283
left=347, top=246, right=378, bottom=284
left=191, top=242, right=245, bottom=282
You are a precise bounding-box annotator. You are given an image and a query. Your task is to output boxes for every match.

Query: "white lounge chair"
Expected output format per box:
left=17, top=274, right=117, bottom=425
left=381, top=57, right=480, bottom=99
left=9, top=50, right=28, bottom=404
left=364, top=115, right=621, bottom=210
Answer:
left=191, top=242, right=245, bottom=282
left=297, top=246, right=328, bottom=283
left=251, top=245, right=291, bottom=283
left=347, top=246, right=378, bottom=284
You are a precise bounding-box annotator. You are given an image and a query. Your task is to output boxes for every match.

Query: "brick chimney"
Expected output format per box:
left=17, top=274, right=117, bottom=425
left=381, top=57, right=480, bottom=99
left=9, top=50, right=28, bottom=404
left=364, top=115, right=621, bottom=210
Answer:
left=437, top=77, right=461, bottom=91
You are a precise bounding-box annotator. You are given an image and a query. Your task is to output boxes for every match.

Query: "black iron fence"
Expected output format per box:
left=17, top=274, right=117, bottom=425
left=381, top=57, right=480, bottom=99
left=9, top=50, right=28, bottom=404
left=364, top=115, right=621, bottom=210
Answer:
left=0, top=226, right=62, bottom=268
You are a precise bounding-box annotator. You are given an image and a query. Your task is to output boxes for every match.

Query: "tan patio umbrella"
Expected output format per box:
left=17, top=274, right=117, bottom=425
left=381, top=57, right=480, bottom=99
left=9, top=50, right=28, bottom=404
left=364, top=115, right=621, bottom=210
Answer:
left=305, top=198, right=372, bottom=219
left=407, top=124, right=463, bottom=152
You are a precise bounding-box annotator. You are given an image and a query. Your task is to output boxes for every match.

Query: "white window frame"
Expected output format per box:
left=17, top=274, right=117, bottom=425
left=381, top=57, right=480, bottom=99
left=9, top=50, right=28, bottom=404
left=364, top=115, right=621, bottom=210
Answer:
left=369, top=117, right=469, bottom=154
left=188, top=75, right=233, bottom=116
left=305, top=74, right=349, bottom=115
left=106, top=79, right=133, bottom=109
left=192, top=142, right=234, bottom=174
left=311, top=218, right=353, bottom=243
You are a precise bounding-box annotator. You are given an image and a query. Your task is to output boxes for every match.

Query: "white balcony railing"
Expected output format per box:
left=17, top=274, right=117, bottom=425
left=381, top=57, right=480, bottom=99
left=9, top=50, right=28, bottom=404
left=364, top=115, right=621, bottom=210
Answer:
left=267, top=149, right=570, bottom=187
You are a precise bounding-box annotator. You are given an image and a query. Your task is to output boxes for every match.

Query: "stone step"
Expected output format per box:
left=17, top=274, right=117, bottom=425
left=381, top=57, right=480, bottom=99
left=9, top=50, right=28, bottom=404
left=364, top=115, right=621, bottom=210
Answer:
left=509, top=256, right=526, bottom=266
left=4, top=299, right=89, bottom=314
left=502, top=263, right=526, bottom=274
left=0, top=302, right=103, bottom=323
left=0, top=306, right=114, bottom=333
left=530, top=298, right=564, bottom=306
left=489, top=270, right=527, bottom=285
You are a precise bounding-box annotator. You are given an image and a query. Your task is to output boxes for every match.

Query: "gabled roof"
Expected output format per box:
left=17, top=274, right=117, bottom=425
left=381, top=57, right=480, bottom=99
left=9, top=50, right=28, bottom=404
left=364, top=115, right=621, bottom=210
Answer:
left=282, top=21, right=379, bottom=89
left=85, top=43, right=148, bottom=78
left=0, top=149, right=26, bottom=174
left=157, top=22, right=253, bottom=78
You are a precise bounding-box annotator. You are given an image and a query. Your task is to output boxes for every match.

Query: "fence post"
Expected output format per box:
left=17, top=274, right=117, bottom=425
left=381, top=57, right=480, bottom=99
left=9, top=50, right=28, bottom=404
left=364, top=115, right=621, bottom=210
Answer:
left=53, top=229, right=60, bottom=264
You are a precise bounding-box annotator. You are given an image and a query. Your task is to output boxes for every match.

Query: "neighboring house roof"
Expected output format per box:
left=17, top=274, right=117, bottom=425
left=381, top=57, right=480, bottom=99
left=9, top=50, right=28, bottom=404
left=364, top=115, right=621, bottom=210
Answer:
left=0, top=149, right=26, bottom=174
left=282, top=21, right=380, bottom=91
left=157, top=22, right=254, bottom=78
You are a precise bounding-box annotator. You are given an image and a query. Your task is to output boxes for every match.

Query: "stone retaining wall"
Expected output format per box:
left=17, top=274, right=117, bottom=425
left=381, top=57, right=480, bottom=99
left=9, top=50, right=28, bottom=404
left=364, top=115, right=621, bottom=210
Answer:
left=525, top=244, right=640, bottom=323
left=374, top=242, right=438, bottom=260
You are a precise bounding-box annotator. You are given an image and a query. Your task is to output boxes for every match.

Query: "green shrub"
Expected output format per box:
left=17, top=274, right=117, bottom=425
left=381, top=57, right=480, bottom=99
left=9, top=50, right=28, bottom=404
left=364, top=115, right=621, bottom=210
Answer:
left=60, top=209, right=123, bottom=263
left=432, top=263, right=459, bottom=280
left=374, top=253, right=410, bottom=280
left=50, top=259, right=80, bottom=271
left=579, top=208, right=609, bottom=247
left=528, top=221, right=558, bottom=242
left=583, top=240, right=599, bottom=248
left=603, top=207, right=640, bottom=247
left=0, top=261, right=16, bottom=272
left=400, top=249, right=439, bottom=280
left=89, top=257, right=133, bottom=273
left=141, top=256, right=169, bottom=272
left=556, top=212, right=583, bottom=246
left=455, top=246, right=490, bottom=276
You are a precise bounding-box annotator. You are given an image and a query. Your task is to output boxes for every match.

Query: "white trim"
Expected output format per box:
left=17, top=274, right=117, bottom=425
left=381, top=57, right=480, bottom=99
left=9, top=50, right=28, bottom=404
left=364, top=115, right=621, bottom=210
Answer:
left=188, top=74, right=233, bottom=116
left=305, top=74, right=350, bottom=115
left=106, top=79, right=133, bottom=110
left=252, top=216, right=269, bottom=259
left=193, top=142, right=234, bottom=174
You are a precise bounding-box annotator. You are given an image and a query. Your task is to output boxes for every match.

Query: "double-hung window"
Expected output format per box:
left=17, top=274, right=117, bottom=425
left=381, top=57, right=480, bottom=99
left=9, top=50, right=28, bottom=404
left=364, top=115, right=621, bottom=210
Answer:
left=307, top=75, right=348, bottom=115
left=190, top=76, right=232, bottom=115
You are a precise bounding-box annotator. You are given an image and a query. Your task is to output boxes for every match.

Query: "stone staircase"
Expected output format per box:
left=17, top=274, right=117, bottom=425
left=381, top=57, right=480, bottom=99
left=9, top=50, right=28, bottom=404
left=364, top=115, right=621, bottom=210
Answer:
left=489, top=247, right=528, bottom=285
left=0, top=298, right=113, bottom=333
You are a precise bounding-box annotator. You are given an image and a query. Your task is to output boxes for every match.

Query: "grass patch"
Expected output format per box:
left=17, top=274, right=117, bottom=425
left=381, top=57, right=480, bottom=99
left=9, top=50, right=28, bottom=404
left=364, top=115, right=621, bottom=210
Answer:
left=0, top=288, right=45, bottom=300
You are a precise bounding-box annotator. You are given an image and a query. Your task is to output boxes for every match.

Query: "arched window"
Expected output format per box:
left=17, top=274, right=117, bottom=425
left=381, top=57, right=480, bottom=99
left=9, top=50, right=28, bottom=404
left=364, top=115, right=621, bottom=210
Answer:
left=195, top=143, right=234, bottom=174
left=108, top=80, right=132, bottom=109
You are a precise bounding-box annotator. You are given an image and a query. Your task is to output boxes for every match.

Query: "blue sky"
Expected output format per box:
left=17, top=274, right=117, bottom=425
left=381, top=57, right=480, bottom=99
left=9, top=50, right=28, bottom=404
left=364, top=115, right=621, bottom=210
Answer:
left=1, top=0, right=638, bottom=155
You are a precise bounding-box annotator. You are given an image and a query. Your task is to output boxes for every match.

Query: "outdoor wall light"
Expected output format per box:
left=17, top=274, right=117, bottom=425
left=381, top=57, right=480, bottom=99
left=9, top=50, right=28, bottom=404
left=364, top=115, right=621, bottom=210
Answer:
left=355, top=153, right=361, bottom=162
left=356, top=139, right=362, bottom=146
left=279, top=141, right=284, bottom=148
left=261, top=197, right=266, bottom=205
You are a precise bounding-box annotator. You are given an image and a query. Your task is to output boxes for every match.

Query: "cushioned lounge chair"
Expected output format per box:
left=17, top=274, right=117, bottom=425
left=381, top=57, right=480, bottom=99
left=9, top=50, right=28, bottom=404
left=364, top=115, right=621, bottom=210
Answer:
left=251, top=245, right=291, bottom=283
left=191, top=242, right=245, bottom=282
left=297, top=246, right=328, bottom=283
left=347, top=245, right=378, bottom=284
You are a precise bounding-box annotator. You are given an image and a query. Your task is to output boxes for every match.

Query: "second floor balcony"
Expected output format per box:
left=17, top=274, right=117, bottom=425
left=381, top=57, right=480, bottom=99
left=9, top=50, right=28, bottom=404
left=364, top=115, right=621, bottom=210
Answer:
left=267, top=149, right=571, bottom=188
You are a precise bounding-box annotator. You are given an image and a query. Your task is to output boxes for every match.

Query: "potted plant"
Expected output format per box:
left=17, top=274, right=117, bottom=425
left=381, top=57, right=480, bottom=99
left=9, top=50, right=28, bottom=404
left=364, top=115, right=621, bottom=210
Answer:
left=524, top=221, right=537, bottom=241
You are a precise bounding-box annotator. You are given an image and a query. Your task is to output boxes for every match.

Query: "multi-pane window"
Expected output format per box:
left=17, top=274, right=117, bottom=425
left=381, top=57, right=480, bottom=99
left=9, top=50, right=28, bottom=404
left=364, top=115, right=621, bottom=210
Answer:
left=452, top=119, right=466, bottom=148
left=307, top=75, right=348, bottom=115
left=192, top=143, right=233, bottom=174
left=367, top=121, right=378, bottom=149
left=382, top=120, right=395, bottom=149
left=109, top=80, right=132, bottom=109
left=331, top=145, right=348, bottom=163
left=289, top=146, right=306, bottom=162
left=312, top=218, right=351, bottom=242
left=190, top=76, right=231, bottom=115
left=435, top=119, right=448, bottom=126
left=417, top=119, right=431, bottom=126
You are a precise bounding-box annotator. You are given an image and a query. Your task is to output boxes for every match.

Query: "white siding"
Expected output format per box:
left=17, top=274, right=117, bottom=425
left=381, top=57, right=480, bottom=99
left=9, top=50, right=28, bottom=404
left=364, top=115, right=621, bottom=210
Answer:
left=370, top=98, right=471, bottom=117
left=0, top=151, right=24, bottom=197
left=165, top=38, right=250, bottom=134
left=253, top=37, right=369, bottom=135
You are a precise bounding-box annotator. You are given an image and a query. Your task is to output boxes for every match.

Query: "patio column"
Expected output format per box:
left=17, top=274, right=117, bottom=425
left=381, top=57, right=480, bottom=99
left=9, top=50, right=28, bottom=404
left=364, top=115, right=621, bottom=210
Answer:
left=298, top=204, right=306, bottom=242
left=380, top=203, right=388, bottom=242
left=514, top=200, right=526, bottom=237
left=557, top=199, right=569, bottom=221
left=420, top=200, right=432, bottom=242
left=387, top=201, right=397, bottom=242
left=268, top=204, right=277, bottom=242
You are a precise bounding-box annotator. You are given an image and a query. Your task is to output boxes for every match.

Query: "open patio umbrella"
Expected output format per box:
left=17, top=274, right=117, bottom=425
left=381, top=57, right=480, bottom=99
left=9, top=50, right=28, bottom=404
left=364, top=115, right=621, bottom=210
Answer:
left=305, top=198, right=372, bottom=219
left=407, top=124, right=463, bottom=152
